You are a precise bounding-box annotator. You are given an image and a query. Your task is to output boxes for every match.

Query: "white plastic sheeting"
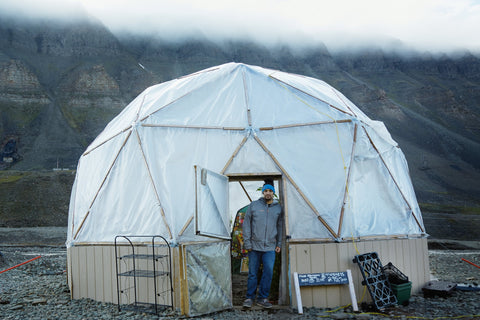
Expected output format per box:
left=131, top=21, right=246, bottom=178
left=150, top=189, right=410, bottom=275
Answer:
left=67, top=62, right=425, bottom=248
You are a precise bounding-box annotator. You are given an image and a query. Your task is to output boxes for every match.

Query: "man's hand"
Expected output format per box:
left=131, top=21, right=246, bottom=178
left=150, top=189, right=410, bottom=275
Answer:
left=275, top=246, right=281, bottom=253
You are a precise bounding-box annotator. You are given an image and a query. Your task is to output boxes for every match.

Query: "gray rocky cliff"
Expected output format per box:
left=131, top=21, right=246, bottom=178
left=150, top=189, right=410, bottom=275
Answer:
left=0, top=13, right=479, bottom=225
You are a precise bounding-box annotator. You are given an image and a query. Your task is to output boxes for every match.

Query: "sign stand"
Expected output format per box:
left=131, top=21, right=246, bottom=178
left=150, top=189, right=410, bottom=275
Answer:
left=293, top=270, right=358, bottom=314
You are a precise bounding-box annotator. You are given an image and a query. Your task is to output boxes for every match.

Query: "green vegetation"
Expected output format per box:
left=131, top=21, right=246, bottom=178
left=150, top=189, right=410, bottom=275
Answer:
left=0, top=170, right=74, bottom=227
left=0, top=171, right=30, bottom=183
left=59, top=100, right=122, bottom=147
left=0, top=101, right=45, bottom=128
left=419, top=202, right=480, bottom=215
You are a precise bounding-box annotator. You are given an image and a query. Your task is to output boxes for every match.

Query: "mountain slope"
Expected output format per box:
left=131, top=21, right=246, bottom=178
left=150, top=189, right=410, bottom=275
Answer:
left=0, top=15, right=479, bottom=225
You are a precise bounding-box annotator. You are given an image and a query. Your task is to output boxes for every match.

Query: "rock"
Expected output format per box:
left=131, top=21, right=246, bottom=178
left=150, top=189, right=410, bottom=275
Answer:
left=9, top=304, right=23, bottom=310
left=31, top=298, right=47, bottom=305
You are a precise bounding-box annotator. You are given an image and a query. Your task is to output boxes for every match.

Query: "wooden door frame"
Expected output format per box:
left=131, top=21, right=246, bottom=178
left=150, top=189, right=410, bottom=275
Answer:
left=226, top=173, right=289, bottom=305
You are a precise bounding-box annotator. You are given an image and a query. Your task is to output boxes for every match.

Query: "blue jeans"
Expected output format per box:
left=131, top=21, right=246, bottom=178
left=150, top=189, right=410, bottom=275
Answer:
left=246, top=250, right=276, bottom=300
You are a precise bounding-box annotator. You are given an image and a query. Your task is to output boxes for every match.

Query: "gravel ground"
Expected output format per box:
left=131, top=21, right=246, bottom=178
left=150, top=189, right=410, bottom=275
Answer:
left=1, top=229, right=480, bottom=319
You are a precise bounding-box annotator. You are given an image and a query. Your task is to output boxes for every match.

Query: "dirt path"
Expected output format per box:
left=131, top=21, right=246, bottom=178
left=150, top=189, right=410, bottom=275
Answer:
left=0, top=227, right=67, bottom=246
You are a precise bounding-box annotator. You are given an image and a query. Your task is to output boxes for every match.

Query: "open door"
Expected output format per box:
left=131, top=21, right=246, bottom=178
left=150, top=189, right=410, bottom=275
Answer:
left=227, top=176, right=286, bottom=306
left=194, top=165, right=230, bottom=240
left=181, top=165, right=232, bottom=317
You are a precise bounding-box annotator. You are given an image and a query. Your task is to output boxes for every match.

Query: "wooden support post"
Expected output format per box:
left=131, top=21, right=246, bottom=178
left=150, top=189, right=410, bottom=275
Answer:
left=346, top=269, right=358, bottom=311
left=293, top=272, right=303, bottom=314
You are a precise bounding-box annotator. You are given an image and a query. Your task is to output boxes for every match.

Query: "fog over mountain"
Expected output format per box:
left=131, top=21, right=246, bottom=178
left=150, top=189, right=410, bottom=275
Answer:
left=0, top=3, right=480, bottom=227
left=1, top=0, right=480, bottom=54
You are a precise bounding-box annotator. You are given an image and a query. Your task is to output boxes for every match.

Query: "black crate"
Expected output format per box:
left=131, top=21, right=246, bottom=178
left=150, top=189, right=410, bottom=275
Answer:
left=353, top=252, right=397, bottom=310
left=382, top=262, right=409, bottom=285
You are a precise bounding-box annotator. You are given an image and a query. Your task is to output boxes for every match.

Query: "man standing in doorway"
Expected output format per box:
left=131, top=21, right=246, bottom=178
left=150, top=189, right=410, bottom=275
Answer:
left=242, top=181, right=283, bottom=309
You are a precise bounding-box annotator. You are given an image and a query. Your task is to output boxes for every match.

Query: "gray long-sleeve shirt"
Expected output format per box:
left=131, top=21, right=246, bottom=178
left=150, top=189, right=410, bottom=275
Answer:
left=243, top=197, right=283, bottom=252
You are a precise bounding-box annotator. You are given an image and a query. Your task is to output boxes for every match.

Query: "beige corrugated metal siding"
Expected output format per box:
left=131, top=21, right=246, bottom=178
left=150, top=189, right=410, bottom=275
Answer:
left=67, top=237, right=429, bottom=311
left=289, top=237, right=429, bottom=308
left=67, top=244, right=176, bottom=307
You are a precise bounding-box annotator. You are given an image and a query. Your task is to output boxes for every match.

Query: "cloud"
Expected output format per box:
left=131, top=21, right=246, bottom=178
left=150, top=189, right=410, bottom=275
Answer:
left=1, top=0, right=480, bottom=53
left=0, top=0, right=86, bottom=21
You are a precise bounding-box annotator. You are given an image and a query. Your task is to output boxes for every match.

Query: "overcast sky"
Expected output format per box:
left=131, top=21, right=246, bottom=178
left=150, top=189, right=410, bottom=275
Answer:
left=1, top=0, right=480, bottom=53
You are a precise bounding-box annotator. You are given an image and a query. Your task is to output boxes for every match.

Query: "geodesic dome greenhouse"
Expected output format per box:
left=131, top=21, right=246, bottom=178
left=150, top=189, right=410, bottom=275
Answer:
left=67, top=62, right=425, bottom=247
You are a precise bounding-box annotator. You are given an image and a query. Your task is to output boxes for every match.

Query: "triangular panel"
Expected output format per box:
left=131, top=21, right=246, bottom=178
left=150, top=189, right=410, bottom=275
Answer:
left=74, top=130, right=170, bottom=243
left=340, top=129, right=416, bottom=238
left=267, top=71, right=356, bottom=116
left=286, top=179, right=333, bottom=239
left=142, top=65, right=248, bottom=128
left=257, top=122, right=355, bottom=232
left=71, top=130, right=131, bottom=239
left=224, top=135, right=280, bottom=174
left=138, top=125, right=245, bottom=238
left=244, top=67, right=352, bottom=128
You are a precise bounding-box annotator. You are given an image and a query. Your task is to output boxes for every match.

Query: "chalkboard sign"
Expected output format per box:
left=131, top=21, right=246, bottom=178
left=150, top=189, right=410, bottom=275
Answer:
left=297, top=271, right=349, bottom=286
left=293, top=270, right=358, bottom=314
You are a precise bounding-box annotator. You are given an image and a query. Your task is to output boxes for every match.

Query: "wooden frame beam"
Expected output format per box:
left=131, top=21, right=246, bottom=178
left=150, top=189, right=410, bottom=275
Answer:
left=337, top=124, right=358, bottom=236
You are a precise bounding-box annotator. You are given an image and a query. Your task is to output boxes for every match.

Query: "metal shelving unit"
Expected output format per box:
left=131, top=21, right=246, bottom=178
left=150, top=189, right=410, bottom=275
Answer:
left=115, top=235, right=173, bottom=314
